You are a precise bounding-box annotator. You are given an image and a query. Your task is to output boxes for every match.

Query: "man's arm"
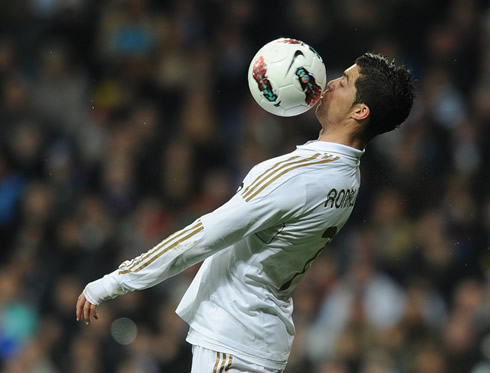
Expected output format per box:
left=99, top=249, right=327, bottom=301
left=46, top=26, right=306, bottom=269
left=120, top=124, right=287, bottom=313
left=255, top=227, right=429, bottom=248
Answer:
left=76, top=178, right=307, bottom=325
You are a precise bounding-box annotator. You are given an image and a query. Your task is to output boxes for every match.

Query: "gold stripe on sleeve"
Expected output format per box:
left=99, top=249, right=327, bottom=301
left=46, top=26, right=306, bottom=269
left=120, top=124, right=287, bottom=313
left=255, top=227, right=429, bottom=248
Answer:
left=118, top=220, right=203, bottom=274
left=213, top=352, right=221, bottom=373
left=118, top=220, right=203, bottom=273
left=245, top=155, right=339, bottom=202
left=241, top=155, right=301, bottom=199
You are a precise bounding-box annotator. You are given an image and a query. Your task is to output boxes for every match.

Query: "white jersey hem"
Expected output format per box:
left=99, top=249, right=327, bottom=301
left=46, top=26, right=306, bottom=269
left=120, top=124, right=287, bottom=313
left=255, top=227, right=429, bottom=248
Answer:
left=186, top=327, right=288, bottom=370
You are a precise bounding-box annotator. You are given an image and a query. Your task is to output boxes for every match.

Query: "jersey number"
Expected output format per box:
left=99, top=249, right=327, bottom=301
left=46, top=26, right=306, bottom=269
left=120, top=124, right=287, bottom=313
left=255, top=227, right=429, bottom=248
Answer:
left=279, top=226, right=337, bottom=291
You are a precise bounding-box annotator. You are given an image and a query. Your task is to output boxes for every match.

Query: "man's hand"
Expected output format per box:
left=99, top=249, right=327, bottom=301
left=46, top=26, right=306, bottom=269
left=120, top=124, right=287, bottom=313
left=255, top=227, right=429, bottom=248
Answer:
left=76, top=292, right=99, bottom=325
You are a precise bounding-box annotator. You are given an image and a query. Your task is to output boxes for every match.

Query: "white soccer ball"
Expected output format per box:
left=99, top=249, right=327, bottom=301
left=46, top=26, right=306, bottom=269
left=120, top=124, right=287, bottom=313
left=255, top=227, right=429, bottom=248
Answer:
left=248, top=38, right=327, bottom=117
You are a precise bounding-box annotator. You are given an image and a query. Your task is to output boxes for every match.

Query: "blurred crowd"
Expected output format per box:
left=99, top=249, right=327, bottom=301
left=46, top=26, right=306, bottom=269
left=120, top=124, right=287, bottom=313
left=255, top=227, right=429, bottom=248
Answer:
left=0, top=0, right=489, bottom=372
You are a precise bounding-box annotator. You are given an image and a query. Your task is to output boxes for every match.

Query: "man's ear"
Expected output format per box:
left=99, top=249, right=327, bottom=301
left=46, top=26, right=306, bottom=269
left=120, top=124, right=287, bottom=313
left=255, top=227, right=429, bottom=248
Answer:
left=351, top=103, right=370, bottom=121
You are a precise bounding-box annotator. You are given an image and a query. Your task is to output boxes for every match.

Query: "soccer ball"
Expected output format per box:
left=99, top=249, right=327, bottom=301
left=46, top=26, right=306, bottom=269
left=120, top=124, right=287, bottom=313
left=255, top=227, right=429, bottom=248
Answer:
left=248, top=38, right=327, bottom=117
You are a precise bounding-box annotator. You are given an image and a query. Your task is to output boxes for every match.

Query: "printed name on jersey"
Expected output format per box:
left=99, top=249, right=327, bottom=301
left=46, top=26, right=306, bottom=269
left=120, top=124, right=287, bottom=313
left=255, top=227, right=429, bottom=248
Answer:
left=324, top=188, right=357, bottom=209
left=241, top=153, right=339, bottom=202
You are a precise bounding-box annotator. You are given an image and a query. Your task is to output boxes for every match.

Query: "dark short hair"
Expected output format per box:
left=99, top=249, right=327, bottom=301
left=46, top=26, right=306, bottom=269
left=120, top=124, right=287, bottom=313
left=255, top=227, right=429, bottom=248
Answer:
left=354, top=53, right=415, bottom=139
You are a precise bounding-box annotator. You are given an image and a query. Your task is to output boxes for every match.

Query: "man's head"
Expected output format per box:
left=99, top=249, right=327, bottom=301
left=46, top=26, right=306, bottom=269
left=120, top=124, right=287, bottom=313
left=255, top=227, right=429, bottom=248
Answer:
left=354, top=53, right=415, bottom=139
left=316, top=53, right=415, bottom=143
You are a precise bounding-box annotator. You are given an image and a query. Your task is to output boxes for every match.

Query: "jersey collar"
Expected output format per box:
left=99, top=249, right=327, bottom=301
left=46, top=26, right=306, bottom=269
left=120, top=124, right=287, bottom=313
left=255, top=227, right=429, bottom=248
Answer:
left=297, top=140, right=364, bottom=160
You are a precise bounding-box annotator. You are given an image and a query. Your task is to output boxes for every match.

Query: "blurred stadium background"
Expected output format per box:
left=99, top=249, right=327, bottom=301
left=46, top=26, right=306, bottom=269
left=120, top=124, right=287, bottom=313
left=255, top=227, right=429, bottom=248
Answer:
left=0, top=0, right=489, bottom=372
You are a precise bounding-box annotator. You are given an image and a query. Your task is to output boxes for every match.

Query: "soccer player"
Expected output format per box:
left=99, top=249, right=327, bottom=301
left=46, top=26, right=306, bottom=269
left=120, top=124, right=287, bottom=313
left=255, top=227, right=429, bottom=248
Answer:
left=76, top=53, right=415, bottom=372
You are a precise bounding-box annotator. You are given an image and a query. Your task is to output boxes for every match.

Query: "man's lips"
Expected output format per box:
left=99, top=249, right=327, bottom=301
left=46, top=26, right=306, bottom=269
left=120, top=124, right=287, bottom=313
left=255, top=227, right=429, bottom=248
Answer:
left=319, top=89, right=329, bottom=102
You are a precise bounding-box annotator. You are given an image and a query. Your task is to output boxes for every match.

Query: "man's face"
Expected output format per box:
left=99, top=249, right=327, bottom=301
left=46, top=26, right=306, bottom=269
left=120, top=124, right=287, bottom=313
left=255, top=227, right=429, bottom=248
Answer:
left=315, top=64, right=361, bottom=125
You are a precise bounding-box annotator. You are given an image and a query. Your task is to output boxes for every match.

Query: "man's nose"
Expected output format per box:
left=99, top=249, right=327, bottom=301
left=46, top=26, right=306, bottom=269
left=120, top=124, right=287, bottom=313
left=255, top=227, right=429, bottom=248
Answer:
left=327, top=79, right=336, bottom=91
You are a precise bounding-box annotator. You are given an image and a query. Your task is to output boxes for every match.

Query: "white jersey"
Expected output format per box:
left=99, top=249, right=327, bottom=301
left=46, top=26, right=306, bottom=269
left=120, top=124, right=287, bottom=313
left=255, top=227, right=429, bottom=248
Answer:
left=83, top=141, right=363, bottom=370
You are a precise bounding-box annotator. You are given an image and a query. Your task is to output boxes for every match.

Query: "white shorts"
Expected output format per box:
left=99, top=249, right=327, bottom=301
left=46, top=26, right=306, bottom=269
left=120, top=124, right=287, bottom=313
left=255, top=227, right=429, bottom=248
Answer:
left=191, top=345, right=284, bottom=373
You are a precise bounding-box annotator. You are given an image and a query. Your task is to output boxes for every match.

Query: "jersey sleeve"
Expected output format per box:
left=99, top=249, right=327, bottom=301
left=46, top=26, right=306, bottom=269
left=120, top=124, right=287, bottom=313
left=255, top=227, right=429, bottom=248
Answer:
left=83, top=174, right=307, bottom=305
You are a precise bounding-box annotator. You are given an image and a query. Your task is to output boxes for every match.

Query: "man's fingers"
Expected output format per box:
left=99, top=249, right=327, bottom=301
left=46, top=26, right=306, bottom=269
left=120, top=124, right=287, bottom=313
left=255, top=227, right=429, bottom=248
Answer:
left=76, top=292, right=99, bottom=325
left=84, top=299, right=92, bottom=325
left=91, top=304, right=99, bottom=320
left=76, top=294, right=85, bottom=321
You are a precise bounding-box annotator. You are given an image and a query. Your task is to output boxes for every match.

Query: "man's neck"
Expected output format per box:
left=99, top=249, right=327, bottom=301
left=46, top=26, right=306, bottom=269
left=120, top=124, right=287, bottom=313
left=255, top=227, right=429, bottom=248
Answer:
left=317, top=127, right=366, bottom=150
